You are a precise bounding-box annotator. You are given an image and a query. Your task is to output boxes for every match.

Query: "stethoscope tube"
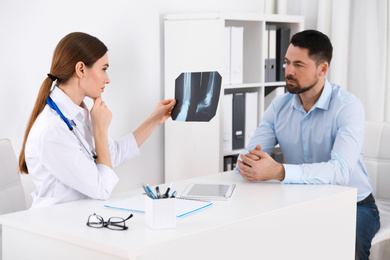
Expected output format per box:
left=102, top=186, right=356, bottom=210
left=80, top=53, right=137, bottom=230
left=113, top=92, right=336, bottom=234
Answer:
left=46, top=96, right=98, bottom=160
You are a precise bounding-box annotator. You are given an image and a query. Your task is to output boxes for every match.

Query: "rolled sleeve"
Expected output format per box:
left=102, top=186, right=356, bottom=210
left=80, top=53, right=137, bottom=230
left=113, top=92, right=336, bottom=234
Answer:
left=109, top=133, right=140, bottom=167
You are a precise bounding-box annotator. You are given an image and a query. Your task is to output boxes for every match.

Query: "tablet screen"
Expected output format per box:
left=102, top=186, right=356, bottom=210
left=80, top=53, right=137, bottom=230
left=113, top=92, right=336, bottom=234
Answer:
left=181, top=183, right=236, bottom=200
left=187, top=184, right=230, bottom=197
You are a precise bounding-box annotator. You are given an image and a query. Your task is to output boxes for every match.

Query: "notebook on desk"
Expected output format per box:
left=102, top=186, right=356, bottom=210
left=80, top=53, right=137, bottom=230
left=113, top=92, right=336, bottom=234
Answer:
left=104, top=194, right=212, bottom=218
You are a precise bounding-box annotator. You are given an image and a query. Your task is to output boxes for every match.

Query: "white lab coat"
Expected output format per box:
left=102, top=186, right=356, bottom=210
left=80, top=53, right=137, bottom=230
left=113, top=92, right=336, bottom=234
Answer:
left=25, top=87, right=140, bottom=208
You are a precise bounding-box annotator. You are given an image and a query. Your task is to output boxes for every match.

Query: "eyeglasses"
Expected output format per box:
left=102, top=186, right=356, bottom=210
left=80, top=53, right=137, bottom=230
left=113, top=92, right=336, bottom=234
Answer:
left=86, top=213, right=133, bottom=230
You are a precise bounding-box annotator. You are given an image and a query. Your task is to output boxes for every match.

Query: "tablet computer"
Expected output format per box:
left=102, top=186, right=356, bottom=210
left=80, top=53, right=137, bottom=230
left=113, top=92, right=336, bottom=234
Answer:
left=180, top=183, right=236, bottom=201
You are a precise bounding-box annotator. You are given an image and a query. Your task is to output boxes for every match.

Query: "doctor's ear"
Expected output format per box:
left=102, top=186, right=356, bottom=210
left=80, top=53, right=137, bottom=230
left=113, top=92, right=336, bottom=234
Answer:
left=75, top=61, right=85, bottom=79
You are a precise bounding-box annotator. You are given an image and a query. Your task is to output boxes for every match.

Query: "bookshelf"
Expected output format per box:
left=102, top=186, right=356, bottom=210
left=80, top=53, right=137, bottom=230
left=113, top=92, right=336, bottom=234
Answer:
left=164, top=13, right=304, bottom=183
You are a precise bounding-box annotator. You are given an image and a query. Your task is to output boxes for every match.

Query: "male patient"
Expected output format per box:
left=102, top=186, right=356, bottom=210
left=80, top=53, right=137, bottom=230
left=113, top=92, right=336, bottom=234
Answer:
left=237, top=30, right=380, bottom=260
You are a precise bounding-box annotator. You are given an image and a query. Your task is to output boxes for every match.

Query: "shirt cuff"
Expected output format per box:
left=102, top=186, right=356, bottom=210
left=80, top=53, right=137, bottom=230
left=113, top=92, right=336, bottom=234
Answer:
left=281, top=164, right=303, bottom=184
left=121, top=133, right=141, bottom=159
left=96, top=163, right=119, bottom=197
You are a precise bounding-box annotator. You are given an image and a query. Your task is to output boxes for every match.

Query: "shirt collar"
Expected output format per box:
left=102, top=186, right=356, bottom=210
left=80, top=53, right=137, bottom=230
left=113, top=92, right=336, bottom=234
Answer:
left=291, top=79, right=332, bottom=112
left=49, top=86, right=88, bottom=121
left=315, top=79, right=332, bottom=110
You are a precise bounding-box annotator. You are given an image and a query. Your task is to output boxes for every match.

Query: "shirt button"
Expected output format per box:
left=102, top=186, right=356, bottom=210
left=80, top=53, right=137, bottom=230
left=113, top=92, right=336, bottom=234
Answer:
left=304, top=138, right=307, bottom=142
left=306, top=160, right=310, bottom=163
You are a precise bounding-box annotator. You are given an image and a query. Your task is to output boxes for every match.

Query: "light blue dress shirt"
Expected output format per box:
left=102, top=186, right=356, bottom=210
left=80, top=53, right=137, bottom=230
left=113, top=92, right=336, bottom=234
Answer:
left=240, top=79, right=372, bottom=202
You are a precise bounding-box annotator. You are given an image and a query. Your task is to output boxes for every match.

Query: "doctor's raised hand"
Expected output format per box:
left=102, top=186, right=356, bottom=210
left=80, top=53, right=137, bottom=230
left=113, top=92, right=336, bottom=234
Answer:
left=19, top=32, right=175, bottom=208
left=133, top=98, right=176, bottom=148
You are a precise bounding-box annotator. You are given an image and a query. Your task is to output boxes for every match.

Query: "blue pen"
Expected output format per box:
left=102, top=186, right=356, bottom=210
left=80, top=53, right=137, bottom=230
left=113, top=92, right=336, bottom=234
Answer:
left=170, top=191, right=176, bottom=198
left=146, top=185, right=157, bottom=199
left=155, top=186, right=161, bottom=199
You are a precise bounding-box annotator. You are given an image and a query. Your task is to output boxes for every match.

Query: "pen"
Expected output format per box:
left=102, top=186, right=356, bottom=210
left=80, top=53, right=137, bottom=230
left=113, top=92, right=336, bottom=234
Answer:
left=141, top=183, right=151, bottom=198
left=155, top=186, right=161, bottom=199
left=145, top=185, right=157, bottom=199
left=163, top=183, right=172, bottom=198
left=170, top=191, right=176, bottom=198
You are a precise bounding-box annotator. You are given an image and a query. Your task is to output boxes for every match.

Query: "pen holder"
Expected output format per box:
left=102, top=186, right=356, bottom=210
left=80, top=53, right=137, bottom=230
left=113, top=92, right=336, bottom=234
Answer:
left=145, top=196, right=176, bottom=229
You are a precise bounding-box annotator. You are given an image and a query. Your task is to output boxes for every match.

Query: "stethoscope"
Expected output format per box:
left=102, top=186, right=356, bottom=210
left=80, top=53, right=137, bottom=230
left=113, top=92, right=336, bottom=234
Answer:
left=46, top=96, right=98, bottom=160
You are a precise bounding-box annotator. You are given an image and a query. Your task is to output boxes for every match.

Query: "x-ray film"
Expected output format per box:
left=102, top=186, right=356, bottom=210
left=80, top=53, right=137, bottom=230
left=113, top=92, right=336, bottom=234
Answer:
left=171, top=71, right=222, bottom=122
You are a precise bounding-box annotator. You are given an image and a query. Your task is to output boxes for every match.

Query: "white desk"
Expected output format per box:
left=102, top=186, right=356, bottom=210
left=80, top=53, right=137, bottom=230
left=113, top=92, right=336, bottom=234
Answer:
left=0, top=171, right=357, bottom=260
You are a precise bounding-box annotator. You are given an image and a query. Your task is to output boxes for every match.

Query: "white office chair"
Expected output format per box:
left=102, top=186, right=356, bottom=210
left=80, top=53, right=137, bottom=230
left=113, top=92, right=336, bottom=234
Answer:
left=363, top=122, right=390, bottom=259
left=0, top=138, right=27, bottom=259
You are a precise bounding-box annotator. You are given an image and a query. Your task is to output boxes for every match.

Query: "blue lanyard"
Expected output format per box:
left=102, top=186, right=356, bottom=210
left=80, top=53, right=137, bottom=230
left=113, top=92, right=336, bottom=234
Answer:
left=46, top=97, right=97, bottom=160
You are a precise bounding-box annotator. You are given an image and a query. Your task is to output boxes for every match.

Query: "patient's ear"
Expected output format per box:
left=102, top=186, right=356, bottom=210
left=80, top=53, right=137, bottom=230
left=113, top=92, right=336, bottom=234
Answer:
left=318, top=62, right=328, bottom=77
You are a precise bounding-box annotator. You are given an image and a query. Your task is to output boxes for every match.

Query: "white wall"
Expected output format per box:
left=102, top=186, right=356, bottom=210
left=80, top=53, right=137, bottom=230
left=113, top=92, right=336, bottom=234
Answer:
left=0, top=0, right=269, bottom=206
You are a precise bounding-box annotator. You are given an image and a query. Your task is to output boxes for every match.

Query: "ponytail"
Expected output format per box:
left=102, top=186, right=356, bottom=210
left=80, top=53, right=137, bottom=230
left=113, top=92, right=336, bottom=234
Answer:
left=19, top=77, right=54, bottom=174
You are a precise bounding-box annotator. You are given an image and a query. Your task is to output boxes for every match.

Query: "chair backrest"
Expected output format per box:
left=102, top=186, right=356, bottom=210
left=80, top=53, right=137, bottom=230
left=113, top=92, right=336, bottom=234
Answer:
left=363, top=121, right=390, bottom=201
left=0, top=138, right=26, bottom=214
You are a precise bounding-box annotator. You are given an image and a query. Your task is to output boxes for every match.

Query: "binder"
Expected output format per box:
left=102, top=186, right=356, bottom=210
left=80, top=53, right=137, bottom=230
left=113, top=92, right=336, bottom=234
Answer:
left=223, top=94, right=233, bottom=152
left=232, top=92, right=245, bottom=150
left=223, top=27, right=231, bottom=85
left=276, top=28, right=290, bottom=81
left=104, top=194, right=212, bottom=218
left=264, top=25, right=269, bottom=82
left=245, top=92, right=258, bottom=147
left=230, top=27, right=244, bottom=84
left=267, top=24, right=277, bottom=82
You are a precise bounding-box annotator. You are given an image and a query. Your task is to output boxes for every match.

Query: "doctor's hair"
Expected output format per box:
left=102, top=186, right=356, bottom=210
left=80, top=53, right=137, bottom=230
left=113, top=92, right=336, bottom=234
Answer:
left=290, top=30, right=333, bottom=67
left=19, top=32, right=108, bottom=174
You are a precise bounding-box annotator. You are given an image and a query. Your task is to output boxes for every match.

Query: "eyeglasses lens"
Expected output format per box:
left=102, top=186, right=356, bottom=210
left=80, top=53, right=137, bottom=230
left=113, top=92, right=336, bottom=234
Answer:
left=107, top=217, right=127, bottom=230
left=88, top=214, right=104, bottom=228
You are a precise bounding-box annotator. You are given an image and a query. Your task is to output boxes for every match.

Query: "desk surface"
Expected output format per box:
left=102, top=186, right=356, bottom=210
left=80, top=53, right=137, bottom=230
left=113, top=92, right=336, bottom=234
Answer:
left=0, top=171, right=357, bottom=260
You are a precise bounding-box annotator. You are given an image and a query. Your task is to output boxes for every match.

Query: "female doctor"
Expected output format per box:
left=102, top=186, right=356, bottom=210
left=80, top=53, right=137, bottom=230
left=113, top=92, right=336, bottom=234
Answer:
left=19, top=32, right=176, bottom=208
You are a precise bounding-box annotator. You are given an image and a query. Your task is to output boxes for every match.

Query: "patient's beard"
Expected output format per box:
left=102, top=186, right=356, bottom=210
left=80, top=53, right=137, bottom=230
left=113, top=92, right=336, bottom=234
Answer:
left=286, top=75, right=318, bottom=94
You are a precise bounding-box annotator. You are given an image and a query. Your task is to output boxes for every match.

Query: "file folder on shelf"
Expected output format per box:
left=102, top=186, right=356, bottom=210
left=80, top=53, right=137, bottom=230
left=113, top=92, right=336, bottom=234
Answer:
left=276, top=28, right=290, bottom=81
left=266, top=24, right=277, bottom=82
left=268, top=25, right=277, bottom=82
left=264, top=25, right=269, bottom=82
left=232, top=93, right=245, bottom=150
left=245, top=92, right=258, bottom=147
